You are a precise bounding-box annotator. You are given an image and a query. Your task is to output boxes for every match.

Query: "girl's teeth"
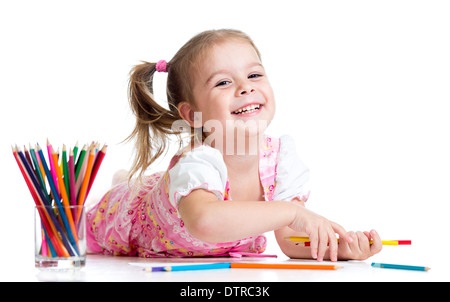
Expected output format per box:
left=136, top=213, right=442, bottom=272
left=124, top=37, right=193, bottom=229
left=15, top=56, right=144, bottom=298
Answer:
left=234, top=104, right=260, bottom=114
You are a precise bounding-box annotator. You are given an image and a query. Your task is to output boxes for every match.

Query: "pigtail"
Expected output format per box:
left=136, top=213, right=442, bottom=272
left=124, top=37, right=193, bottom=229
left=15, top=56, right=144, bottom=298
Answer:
left=125, top=61, right=182, bottom=180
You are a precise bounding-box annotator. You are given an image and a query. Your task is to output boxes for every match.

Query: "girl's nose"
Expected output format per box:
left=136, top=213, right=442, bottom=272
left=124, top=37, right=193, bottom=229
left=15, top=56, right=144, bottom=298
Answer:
left=240, top=88, right=255, bottom=95
left=237, top=83, right=255, bottom=96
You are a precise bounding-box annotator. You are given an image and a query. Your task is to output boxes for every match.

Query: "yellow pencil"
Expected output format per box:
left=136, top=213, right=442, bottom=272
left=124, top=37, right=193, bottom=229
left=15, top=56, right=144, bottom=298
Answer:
left=284, top=236, right=411, bottom=246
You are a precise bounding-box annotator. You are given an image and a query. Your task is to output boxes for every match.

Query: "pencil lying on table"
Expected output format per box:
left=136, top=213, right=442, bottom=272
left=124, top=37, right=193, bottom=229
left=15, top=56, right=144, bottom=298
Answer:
left=371, top=262, right=430, bottom=271
left=144, top=262, right=342, bottom=272
left=284, top=236, right=411, bottom=246
left=230, top=263, right=342, bottom=270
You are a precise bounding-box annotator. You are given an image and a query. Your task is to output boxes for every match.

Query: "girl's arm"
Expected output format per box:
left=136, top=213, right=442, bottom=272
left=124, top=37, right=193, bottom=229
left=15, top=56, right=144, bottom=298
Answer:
left=178, top=189, right=352, bottom=262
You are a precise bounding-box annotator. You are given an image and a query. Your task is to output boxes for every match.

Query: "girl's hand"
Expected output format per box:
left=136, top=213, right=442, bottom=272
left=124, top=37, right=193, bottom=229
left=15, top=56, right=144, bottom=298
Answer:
left=289, top=206, right=353, bottom=262
left=337, top=229, right=382, bottom=260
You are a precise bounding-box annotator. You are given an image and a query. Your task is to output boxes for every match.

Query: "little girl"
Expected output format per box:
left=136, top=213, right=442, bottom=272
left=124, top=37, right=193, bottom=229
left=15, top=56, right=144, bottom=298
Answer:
left=86, top=29, right=382, bottom=262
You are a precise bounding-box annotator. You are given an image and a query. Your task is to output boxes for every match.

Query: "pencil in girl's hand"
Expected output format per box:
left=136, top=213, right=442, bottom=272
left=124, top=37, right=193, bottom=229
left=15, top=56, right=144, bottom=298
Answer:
left=284, top=236, right=411, bottom=246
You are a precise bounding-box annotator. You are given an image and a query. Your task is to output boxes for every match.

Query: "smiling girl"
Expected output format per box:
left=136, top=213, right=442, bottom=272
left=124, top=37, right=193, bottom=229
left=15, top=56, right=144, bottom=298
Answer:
left=86, top=29, right=382, bottom=261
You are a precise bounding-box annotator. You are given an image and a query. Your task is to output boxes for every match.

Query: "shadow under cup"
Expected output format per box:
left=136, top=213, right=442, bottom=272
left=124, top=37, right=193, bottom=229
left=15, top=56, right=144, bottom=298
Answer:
left=35, top=205, right=86, bottom=270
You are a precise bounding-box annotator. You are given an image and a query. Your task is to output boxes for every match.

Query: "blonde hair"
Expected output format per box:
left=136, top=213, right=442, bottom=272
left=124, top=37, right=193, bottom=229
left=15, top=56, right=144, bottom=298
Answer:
left=125, top=29, right=262, bottom=180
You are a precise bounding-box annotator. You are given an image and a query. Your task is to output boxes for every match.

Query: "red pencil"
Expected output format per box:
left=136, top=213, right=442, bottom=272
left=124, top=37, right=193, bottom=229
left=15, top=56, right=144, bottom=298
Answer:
left=86, top=144, right=107, bottom=196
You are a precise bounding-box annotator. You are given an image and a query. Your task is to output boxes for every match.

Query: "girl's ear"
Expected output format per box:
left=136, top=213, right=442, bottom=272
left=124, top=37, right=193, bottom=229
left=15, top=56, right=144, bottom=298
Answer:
left=177, top=102, right=197, bottom=127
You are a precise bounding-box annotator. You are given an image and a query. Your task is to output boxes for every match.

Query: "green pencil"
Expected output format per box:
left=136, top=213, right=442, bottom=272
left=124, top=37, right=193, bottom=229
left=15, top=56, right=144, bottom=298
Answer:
left=62, top=145, right=70, bottom=201
left=75, top=144, right=86, bottom=181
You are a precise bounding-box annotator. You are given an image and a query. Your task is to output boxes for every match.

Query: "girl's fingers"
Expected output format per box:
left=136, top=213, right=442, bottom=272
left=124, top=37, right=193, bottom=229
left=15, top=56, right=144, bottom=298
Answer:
left=357, top=231, right=370, bottom=254
left=328, top=230, right=338, bottom=262
left=309, top=233, right=318, bottom=260
left=317, top=229, right=329, bottom=261
left=331, top=221, right=352, bottom=243
left=369, top=229, right=383, bottom=254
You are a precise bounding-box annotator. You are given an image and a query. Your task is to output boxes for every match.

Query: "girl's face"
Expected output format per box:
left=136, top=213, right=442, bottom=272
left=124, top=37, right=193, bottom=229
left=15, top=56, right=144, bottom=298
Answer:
left=190, top=39, right=276, bottom=148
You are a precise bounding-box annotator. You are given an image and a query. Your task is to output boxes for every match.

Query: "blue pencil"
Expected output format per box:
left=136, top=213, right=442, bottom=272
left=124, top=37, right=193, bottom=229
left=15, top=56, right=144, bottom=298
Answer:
left=145, top=262, right=232, bottom=272
left=371, top=262, right=430, bottom=271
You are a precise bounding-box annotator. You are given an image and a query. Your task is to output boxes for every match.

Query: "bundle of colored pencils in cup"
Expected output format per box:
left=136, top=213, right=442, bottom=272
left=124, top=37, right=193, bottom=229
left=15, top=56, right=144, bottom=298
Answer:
left=12, top=140, right=107, bottom=258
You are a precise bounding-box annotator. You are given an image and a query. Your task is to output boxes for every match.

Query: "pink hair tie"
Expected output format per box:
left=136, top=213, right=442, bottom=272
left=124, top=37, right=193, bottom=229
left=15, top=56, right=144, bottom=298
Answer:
left=156, top=60, right=168, bottom=73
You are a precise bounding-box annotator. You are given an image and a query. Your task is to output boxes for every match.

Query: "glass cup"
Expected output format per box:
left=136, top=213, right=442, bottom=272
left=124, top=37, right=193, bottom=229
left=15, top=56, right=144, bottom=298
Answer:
left=34, top=205, right=86, bottom=270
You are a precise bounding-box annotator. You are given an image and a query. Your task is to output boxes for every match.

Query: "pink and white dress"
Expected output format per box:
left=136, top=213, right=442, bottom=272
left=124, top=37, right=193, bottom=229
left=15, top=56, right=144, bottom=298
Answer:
left=86, top=135, right=310, bottom=257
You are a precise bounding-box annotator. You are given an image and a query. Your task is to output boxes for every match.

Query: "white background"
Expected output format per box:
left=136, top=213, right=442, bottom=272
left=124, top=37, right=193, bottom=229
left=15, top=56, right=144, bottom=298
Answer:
left=1, top=0, right=449, bottom=280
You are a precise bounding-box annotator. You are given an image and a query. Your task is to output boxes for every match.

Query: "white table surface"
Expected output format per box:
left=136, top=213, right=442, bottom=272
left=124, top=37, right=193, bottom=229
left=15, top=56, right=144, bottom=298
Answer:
left=1, top=246, right=444, bottom=282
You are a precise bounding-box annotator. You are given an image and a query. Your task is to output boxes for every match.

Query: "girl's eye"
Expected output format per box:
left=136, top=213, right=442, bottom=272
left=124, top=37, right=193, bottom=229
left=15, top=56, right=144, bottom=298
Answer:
left=215, top=80, right=230, bottom=87
left=249, top=73, right=262, bottom=79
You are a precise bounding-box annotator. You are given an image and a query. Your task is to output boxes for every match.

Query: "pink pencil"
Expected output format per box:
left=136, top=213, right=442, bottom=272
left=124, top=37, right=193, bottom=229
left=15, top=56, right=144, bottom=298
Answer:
left=46, top=139, right=59, bottom=194
left=68, top=148, right=77, bottom=221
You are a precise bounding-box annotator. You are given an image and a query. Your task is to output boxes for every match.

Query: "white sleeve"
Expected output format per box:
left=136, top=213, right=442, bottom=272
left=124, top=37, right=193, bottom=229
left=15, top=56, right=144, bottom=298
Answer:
left=168, top=145, right=228, bottom=208
left=273, top=135, right=311, bottom=202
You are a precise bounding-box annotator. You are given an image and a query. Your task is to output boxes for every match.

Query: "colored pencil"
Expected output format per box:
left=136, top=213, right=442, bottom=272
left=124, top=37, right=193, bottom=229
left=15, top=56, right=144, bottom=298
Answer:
left=76, top=144, right=95, bottom=219
left=46, top=139, right=59, bottom=194
left=75, top=146, right=88, bottom=195
left=371, top=262, right=430, bottom=271
left=68, top=148, right=77, bottom=220
left=230, top=263, right=342, bottom=270
left=75, top=144, right=86, bottom=181
left=86, top=144, right=107, bottom=196
left=284, top=236, right=411, bottom=246
left=144, top=262, right=342, bottom=272
left=145, top=262, right=232, bottom=272
left=73, top=141, right=79, bottom=164
left=62, top=145, right=70, bottom=199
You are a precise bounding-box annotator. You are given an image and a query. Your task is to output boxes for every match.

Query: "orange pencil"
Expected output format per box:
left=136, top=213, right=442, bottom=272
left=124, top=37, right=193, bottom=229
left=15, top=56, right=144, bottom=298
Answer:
left=76, top=145, right=95, bottom=219
left=230, top=263, right=342, bottom=270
